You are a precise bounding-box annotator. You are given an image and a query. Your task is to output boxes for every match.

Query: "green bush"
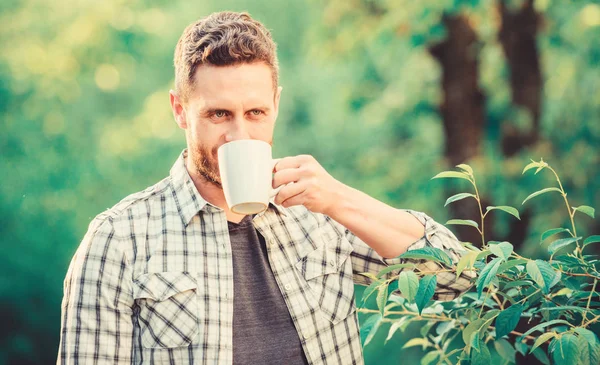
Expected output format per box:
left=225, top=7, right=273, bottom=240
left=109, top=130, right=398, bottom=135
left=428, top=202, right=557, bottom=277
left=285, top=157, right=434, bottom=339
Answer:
left=358, top=159, right=600, bottom=365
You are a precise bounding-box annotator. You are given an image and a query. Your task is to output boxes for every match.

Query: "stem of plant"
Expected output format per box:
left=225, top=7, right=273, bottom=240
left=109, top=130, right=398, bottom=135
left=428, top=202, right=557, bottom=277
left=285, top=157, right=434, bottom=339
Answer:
left=519, top=289, right=541, bottom=304
left=548, top=166, right=580, bottom=255
left=479, top=289, right=492, bottom=318
left=471, top=174, right=486, bottom=248
left=581, top=278, right=598, bottom=326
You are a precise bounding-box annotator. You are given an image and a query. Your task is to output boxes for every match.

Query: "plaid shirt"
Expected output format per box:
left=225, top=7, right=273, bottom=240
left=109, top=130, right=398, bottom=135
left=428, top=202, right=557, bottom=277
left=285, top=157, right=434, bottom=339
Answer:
left=58, top=149, right=473, bottom=365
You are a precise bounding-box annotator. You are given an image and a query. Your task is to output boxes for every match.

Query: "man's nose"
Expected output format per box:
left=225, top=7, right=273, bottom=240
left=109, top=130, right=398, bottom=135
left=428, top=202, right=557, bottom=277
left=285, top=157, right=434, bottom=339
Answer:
left=224, top=119, right=251, bottom=142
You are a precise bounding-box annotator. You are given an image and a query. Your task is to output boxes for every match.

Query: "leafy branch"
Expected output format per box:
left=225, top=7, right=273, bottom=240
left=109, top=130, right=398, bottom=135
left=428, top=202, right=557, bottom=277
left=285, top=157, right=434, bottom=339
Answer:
left=359, top=158, right=599, bottom=365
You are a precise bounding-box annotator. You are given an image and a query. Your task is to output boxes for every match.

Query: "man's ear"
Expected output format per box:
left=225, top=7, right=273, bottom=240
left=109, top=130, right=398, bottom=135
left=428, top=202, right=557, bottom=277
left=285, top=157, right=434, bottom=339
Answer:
left=169, top=90, right=187, bottom=129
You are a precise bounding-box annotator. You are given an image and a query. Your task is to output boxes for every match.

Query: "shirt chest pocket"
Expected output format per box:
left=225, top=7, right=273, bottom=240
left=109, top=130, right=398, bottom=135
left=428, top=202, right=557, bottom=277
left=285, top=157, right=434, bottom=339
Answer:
left=294, top=226, right=356, bottom=325
left=133, top=271, right=199, bottom=349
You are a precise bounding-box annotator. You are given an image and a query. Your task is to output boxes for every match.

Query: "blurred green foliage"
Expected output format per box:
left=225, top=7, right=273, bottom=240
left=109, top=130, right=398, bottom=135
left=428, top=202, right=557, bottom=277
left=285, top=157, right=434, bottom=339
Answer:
left=0, top=0, right=598, bottom=364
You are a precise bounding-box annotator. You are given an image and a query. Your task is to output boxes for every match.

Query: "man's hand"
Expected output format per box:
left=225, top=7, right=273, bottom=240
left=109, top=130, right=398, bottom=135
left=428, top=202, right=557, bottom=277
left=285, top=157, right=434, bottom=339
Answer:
left=272, top=154, right=344, bottom=215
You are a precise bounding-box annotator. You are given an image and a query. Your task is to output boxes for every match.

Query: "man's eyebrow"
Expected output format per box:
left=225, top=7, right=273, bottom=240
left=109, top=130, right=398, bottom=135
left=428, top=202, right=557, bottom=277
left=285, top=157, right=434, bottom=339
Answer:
left=199, top=108, right=230, bottom=116
left=199, top=106, right=272, bottom=116
left=250, top=105, right=272, bottom=112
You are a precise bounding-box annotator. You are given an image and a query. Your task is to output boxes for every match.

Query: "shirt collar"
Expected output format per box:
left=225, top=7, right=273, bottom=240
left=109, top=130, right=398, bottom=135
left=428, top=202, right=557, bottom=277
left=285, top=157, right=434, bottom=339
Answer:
left=169, top=149, right=287, bottom=226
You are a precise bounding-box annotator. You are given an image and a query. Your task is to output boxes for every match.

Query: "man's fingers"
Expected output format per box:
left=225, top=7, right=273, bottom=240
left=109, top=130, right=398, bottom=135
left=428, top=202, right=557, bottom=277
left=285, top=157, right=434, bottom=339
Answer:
left=274, top=155, right=310, bottom=172
left=274, top=181, right=306, bottom=206
left=272, top=168, right=301, bottom=188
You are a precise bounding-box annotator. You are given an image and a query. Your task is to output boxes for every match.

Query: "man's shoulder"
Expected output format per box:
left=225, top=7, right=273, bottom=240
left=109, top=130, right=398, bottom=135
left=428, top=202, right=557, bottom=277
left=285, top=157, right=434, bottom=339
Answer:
left=87, top=175, right=173, bottom=235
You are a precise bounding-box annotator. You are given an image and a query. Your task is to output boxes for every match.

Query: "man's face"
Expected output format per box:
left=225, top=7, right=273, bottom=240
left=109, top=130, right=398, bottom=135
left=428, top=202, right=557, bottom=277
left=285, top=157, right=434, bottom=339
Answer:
left=170, top=62, right=282, bottom=188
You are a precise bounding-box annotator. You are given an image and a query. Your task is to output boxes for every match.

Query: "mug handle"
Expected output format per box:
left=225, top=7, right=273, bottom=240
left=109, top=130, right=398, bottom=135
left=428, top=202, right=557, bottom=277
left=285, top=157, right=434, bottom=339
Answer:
left=269, top=158, right=293, bottom=198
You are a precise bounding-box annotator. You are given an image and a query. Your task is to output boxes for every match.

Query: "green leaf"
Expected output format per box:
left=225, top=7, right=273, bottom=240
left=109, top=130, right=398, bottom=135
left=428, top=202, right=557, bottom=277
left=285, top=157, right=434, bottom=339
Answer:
left=431, top=171, right=471, bottom=181
left=575, top=332, right=600, bottom=365
left=361, top=313, right=382, bottom=346
left=415, top=275, right=436, bottom=315
left=573, top=205, right=595, bottom=219
left=531, top=332, right=558, bottom=353
left=358, top=272, right=379, bottom=282
left=497, top=258, right=528, bottom=274
left=436, top=319, right=456, bottom=337
left=551, top=334, right=580, bottom=365
left=532, top=347, right=551, bottom=365
left=375, top=263, right=416, bottom=278
left=574, top=328, right=600, bottom=365
left=361, top=279, right=383, bottom=304
left=533, top=306, right=586, bottom=315
left=444, top=192, right=477, bottom=207
left=548, top=237, right=582, bottom=255
left=489, top=241, right=514, bottom=261
left=526, top=259, right=558, bottom=294
left=456, top=250, right=480, bottom=278
left=376, top=282, right=389, bottom=315
left=446, top=219, right=479, bottom=228
left=398, top=271, right=419, bottom=302
left=486, top=206, right=521, bottom=220
left=521, top=158, right=548, bottom=175
left=495, top=304, right=523, bottom=339
left=515, top=341, right=528, bottom=356
left=471, top=339, right=491, bottom=365
left=577, top=334, right=592, bottom=365
left=541, top=228, right=570, bottom=242
left=522, top=187, right=562, bottom=205
left=476, top=257, right=502, bottom=298
left=385, top=317, right=410, bottom=344
left=574, top=328, right=599, bottom=346
left=399, top=247, right=453, bottom=267
left=520, top=319, right=572, bottom=338
left=388, top=278, right=398, bottom=294
left=522, top=159, right=544, bottom=174
left=584, top=235, right=600, bottom=247
left=420, top=351, right=439, bottom=365
left=463, top=318, right=486, bottom=346
left=456, top=163, right=474, bottom=175
left=402, top=337, right=429, bottom=349
left=495, top=338, right=516, bottom=363
left=502, top=280, right=533, bottom=290
left=471, top=331, right=481, bottom=352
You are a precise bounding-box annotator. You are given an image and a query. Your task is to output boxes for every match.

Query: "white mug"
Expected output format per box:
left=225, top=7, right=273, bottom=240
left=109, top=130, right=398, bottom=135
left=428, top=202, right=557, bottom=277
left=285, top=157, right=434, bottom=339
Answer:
left=217, top=139, right=283, bottom=215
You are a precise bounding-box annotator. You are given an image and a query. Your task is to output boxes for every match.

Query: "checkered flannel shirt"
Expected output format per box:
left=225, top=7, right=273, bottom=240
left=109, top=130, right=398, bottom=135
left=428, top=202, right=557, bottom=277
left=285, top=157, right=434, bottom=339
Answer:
left=58, top=149, right=474, bottom=365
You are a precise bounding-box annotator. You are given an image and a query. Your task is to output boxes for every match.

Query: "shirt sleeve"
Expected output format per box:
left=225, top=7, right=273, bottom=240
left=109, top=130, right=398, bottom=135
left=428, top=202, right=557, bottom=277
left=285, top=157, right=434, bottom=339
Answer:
left=334, top=208, right=475, bottom=301
left=57, top=217, right=135, bottom=364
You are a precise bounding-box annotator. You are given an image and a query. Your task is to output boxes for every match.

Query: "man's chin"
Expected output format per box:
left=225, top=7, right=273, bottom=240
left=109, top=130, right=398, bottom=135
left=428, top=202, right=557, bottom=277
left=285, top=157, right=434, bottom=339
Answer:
left=198, top=170, right=222, bottom=188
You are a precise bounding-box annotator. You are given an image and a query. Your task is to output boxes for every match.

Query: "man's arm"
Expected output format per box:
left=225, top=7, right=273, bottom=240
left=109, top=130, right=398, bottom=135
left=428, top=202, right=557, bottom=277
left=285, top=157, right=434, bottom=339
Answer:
left=272, top=154, right=475, bottom=299
left=327, top=208, right=475, bottom=300
left=324, top=184, right=432, bottom=259
left=274, top=155, right=454, bottom=258
left=58, top=218, right=135, bottom=364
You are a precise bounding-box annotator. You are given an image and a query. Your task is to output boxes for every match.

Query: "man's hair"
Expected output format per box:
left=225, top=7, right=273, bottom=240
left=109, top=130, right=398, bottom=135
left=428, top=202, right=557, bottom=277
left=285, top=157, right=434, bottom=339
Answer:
left=173, top=11, right=279, bottom=103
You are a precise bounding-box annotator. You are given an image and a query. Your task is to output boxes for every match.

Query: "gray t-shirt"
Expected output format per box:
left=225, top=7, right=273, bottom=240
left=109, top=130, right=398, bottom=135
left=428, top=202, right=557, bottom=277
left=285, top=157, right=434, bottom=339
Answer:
left=228, top=214, right=310, bottom=365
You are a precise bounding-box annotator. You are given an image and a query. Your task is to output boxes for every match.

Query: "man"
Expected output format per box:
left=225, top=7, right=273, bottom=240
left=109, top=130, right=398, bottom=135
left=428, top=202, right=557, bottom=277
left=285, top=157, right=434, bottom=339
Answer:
left=58, top=11, right=473, bottom=365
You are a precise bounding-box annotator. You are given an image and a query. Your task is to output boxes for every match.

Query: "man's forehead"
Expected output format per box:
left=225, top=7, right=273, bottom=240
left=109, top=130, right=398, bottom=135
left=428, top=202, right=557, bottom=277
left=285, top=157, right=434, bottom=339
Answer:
left=192, top=63, right=273, bottom=88
left=195, top=93, right=272, bottom=110
left=188, top=63, right=275, bottom=106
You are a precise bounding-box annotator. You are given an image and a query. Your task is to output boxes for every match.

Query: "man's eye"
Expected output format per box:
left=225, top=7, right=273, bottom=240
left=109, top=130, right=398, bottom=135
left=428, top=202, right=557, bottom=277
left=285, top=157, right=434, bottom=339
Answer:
left=215, top=111, right=227, bottom=118
left=251, top=110, right=263, bottom=116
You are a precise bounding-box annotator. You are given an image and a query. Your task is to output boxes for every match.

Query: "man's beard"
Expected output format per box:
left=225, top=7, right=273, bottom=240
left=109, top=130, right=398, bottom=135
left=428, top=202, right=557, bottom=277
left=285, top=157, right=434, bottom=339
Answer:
left=192, top=142, right=222, bottom=188
left=190, top=139, right=274, bottom=189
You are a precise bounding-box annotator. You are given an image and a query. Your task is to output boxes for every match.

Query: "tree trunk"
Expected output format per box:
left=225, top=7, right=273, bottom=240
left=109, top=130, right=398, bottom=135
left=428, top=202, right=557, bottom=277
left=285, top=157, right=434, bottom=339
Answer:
left=429, top=15, right=491, bottom=246
left=498, top=0, right=542, bottom=157
left=498, top=0, right=543, bottom=260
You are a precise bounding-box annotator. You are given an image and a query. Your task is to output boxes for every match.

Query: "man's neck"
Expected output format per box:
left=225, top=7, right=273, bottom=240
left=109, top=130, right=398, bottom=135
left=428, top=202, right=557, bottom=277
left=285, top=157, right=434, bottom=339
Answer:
left=185, top=158, right=247, bottom=224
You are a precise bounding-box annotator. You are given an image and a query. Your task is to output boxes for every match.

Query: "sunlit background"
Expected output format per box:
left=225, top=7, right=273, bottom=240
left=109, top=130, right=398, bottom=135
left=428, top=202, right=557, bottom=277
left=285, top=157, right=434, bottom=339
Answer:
left=1, top=0, right=599, bottom=363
